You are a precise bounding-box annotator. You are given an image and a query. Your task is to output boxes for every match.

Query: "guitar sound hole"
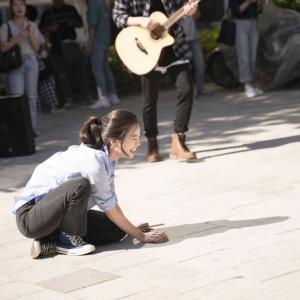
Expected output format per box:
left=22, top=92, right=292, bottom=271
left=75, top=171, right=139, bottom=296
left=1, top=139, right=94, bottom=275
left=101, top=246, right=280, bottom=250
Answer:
left=151, top=25, right=165, bottom=40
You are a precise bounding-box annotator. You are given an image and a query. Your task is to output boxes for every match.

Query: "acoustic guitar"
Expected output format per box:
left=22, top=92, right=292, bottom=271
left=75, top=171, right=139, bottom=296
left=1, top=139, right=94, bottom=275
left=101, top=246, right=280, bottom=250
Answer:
left=115, top=0, right=200, bottom=75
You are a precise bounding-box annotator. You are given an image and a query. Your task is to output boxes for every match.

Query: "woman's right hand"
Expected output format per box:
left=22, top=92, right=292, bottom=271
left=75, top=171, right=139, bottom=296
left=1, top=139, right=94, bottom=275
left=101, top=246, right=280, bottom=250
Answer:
left=141, top=231, right=169, bottom=243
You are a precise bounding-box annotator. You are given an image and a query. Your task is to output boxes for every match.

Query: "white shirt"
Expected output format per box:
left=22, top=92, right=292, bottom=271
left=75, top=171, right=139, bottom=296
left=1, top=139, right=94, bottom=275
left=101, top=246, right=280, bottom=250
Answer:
left=0, top=21, right=40, bottom=56
left=13, top=144, right=118, bottom=213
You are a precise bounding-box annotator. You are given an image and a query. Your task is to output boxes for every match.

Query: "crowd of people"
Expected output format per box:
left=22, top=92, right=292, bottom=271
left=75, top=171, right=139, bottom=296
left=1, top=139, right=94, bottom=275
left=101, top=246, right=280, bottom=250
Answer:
left=0, top=0, right=265, bottom=140
left=1, top=0, right=268, bottom=258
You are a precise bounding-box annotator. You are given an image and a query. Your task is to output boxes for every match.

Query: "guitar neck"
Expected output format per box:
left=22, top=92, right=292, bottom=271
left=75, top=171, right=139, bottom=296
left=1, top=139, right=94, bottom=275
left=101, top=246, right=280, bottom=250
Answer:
left=163, top=0, right=201, bottom=30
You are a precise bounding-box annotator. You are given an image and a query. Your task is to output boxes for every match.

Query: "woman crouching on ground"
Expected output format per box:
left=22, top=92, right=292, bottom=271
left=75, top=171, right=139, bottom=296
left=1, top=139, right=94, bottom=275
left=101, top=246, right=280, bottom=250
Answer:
left=13, top=109, right=168, bottom=258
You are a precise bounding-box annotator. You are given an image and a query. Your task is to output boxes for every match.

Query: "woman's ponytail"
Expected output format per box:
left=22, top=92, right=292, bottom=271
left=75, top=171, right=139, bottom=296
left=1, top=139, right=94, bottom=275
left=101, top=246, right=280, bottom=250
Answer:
left=79, top=116, right=103, bottom=149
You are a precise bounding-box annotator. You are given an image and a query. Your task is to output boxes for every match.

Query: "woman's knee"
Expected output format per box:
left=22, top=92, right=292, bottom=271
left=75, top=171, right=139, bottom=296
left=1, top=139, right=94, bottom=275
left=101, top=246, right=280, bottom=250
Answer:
left=68, top=177, right=91, bottom=202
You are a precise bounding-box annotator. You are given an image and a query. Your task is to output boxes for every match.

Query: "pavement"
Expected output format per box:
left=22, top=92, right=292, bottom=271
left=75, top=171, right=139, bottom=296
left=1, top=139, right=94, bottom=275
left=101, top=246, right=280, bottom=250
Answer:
left=0, top=84, right=300, bottom=299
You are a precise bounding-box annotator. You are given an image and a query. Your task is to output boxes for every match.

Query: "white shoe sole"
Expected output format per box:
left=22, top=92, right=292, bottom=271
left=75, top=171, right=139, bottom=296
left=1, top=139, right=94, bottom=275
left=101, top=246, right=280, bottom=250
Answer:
left=56, top=244, right=96, bottom=256
left=30, top=240, right=41, bottom=259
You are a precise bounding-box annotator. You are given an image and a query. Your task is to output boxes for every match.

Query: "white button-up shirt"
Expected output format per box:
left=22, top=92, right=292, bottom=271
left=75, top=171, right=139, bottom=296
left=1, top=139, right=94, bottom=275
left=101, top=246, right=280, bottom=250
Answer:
left=13, top=144, right=118, bottom=213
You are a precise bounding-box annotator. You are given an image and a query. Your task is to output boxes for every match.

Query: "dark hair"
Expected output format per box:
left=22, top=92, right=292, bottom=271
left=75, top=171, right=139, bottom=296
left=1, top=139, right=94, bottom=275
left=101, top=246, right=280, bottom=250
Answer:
left=79, top=109, right=138, bottom=150
left=26, top=4, right=38, bottom=22
left=10, top=0, right=27, bottom=18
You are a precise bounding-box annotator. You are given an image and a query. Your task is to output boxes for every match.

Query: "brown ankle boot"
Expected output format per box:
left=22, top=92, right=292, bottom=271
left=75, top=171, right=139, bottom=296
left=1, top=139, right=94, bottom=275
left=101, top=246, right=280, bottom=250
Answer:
left=147, top=137, right=161, bottom=162
left=169, top=133, right=196, bottom=160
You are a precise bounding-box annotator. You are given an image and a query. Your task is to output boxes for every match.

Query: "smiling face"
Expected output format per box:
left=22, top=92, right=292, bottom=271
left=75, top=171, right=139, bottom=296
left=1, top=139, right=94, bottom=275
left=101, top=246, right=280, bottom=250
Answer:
left=109, top=123, right=141, bottom=160
left=10, top=0, right=26, bottom=18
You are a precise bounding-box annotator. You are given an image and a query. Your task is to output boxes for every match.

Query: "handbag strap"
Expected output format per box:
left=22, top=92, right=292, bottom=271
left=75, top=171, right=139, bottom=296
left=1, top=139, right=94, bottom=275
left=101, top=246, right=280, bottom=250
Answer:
left=6, top=22, right=13, bottom=41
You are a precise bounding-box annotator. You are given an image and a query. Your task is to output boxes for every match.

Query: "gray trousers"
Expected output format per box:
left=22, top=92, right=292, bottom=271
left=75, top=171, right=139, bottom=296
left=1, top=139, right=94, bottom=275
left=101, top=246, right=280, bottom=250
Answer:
left=235, top=19, right=259, bottom=83
left=16, top=177, right=126, bottom=246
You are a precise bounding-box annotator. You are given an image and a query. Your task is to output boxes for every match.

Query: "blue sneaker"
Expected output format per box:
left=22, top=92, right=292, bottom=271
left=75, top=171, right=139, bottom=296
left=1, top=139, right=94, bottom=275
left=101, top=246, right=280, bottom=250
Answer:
left=31, top=237, right=56, bottom=259
left=56, top=231, right=95, bottom=256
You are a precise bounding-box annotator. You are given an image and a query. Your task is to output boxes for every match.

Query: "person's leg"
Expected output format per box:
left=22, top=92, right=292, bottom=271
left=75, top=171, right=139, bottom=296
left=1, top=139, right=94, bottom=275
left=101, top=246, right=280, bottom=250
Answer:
left=249, top=20, right=263, bottom=95
left=24, top=55, right=39, bottom=132
left=235, top=20, right=258, bottom=97
left=16, top=177, right=91, bottom=239
left=16, top=177, right=95, bottom=258
left=90, top=46, right=108, bottom=96
left=89, top=46, right=111, bottom=108
left=169, top=64, right=194, bottom=134
left=8, top=64, right=25, bottom=95
left=103, top=49, right=117, bottom=95
left=83, top=210, right=126, bottom=246
left=235, top=20, right=252, bottom=84
left=189, top=39, right=205, bottom=95
left=249, top=21, right=259, bottom=77
left=51, top=53, right=73, bottom=107
left=140, top=70, right=161, bottom=162
left=168, top=64, right=196, bottom=160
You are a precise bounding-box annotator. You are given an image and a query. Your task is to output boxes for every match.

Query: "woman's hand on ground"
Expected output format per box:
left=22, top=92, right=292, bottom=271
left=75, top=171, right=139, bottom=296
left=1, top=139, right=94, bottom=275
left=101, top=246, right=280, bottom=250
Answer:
left=141, top=231, right=169, bottom=243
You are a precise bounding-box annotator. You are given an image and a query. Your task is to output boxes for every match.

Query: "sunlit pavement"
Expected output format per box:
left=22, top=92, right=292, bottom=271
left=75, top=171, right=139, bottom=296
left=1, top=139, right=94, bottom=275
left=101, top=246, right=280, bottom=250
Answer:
left=1, top=84, right=300, bottom=299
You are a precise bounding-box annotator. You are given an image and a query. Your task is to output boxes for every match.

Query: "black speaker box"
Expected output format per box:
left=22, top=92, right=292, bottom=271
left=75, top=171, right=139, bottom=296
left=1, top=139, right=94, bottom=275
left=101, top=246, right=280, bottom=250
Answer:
left=0, top=94, right=35, bottom=157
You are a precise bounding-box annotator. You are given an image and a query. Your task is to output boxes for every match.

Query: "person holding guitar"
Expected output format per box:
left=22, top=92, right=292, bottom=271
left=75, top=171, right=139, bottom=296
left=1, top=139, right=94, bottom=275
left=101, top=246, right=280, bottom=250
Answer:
left=113, top=0, right=198, bottom=162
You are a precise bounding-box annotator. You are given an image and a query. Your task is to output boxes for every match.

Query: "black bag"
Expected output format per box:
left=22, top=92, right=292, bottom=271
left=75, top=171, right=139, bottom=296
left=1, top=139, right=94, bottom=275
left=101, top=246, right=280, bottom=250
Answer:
left=218, top=19, right=236, bottom=46
left=38, top=56, right=54, bottom=81
left=0, top=23, right=23, bottom=73
left=218, top=2, right=236, bottom=47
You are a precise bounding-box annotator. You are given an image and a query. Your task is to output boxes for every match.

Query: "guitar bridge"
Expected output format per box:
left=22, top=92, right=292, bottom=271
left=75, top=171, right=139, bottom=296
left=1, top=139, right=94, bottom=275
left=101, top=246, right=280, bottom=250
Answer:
left=135, top=38, right=148, bottom=55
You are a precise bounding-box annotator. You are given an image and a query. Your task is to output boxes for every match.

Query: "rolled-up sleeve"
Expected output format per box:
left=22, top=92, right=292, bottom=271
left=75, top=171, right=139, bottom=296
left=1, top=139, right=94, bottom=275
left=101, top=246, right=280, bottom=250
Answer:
left=83, top=155, right=117, bottom=212
left=112, top=0, right=130, bottom=29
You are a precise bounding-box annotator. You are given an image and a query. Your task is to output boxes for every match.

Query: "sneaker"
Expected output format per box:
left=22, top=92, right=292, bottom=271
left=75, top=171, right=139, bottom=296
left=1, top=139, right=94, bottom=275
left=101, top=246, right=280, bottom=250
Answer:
left=30, top=237, right=57, bottom=259
left=245, top=84, right=257, bottom=98
left=64, top=99, right=73, bottom=109
left=56, top=231, right=95, bottom=256
left=89, top=96, right=111, bottom=109
left=254, top=87, right=264, bottom=96
left=108, top=93, right=121, bottom=105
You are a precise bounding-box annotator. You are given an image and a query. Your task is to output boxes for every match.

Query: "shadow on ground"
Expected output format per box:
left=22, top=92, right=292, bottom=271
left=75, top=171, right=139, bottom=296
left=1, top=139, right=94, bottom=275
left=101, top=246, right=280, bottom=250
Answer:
left=95, top=216, right=289, bottom=253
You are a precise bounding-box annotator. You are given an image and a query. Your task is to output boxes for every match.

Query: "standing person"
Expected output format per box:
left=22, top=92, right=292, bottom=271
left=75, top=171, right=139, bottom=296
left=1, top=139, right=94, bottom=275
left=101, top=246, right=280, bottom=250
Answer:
left=0, top=0, right=40, bottom=136
left=86, top=0, right=121, bottom=109
left=13, top=109, right=169, bottom=259
left=40, top=0, right=91, bottom=108
left=180, top=15, right=211, bottom=99
left=230, top=0, right=265, bottom=98
left=113, top=0, right=198, bottom=162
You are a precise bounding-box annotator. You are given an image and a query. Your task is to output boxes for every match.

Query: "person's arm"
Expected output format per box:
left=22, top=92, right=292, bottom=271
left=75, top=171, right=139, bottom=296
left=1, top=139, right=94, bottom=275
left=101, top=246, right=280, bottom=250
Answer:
left=239, top=0, right=257, bottom=14
left=28, top=22, right=40, bottom=52
left=105, top=203, right=169, bottom=243
left=112, top=0, right=131, bottom=29
left=1, top=24, right=27, bottom=52
left=85, top=0, right=97, bottom=55
left=257, top=0, right=265, bottom=13
left=69, top=6, right=83, bottom=28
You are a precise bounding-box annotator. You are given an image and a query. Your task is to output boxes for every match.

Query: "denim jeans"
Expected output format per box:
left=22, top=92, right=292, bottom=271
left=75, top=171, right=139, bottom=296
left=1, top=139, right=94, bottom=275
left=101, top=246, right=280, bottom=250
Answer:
left=188, top=39, right=205, bottom=94
left=90, top=45, right=117, bottom=97
left=235, top=19, right=258, bottom=83
left=8, top=55, right=39, bottom=131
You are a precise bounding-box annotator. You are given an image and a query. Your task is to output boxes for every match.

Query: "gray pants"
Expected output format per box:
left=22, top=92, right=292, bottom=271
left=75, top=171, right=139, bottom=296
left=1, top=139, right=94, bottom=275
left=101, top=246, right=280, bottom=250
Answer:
left=235, top=19, right=259, bottom=83
left=16, top=177, right=125, bottom=246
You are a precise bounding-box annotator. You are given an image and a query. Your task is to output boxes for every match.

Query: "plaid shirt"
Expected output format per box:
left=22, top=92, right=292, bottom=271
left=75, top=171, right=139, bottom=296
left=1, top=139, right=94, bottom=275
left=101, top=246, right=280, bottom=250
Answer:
left=113, top=0, right=190, bottom=61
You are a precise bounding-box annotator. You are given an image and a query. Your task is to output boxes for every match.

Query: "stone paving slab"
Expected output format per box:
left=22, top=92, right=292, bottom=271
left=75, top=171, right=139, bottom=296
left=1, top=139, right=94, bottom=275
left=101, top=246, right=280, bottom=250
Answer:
left=1, top=85, right=300, bottom=299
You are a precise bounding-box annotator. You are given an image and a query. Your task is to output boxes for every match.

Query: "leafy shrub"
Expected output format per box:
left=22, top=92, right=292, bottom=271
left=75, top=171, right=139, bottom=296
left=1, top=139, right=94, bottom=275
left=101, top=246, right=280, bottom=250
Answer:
left=273, top=0, right=300, bottom=11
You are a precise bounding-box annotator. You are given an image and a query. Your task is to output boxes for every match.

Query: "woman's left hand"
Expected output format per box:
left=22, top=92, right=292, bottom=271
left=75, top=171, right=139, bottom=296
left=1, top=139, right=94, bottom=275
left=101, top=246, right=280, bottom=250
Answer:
left=184, top=2, right=198, bottom=17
